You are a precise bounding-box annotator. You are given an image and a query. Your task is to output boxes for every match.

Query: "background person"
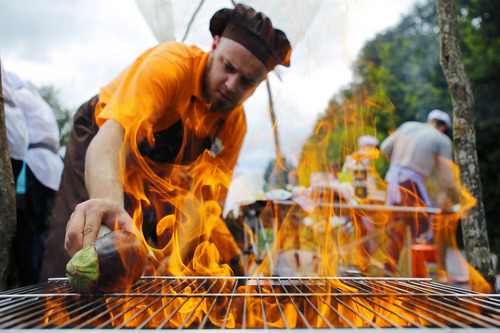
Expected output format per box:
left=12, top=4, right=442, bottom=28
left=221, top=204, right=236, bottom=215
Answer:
left=341, top=135, right=381, bottom=200
left=40, top=4, right=291, bottom=280
left=380, top=109, right=460, bottom=212
left=1, top=64, right=28, bottom=184
left=379, top=109, right=460, bottom=273
left=8, top=72, right=63, bottom=286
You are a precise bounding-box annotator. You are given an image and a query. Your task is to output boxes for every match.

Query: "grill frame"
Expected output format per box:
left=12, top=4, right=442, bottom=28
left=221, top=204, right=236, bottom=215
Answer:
left=1, top=276, right=499, bottom=330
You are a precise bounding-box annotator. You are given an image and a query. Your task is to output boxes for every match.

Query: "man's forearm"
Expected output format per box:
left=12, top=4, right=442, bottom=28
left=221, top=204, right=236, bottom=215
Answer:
left=85, top=119, right=126, bottom=206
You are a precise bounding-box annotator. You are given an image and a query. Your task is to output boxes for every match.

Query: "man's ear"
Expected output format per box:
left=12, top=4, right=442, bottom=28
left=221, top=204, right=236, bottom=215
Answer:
left=210, top=35, right=220, bottom=55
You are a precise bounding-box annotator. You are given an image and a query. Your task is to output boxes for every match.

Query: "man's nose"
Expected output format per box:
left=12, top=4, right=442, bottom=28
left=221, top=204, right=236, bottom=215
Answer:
left=225, top=75, right=240, bottom=93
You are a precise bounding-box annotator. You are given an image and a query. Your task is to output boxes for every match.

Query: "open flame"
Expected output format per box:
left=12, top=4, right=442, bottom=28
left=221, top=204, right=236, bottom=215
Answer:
left=104, top=96, right=492, bottom=328
left=40, top=95, right=493, bottom=328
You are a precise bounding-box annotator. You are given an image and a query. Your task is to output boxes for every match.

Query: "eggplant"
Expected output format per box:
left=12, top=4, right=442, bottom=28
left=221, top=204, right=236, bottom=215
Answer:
left=66, top=229, right=148, bottom=293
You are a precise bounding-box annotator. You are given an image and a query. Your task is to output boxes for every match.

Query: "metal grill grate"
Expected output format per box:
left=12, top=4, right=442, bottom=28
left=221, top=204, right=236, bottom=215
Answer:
left=1, top=277, right=499, bottom=330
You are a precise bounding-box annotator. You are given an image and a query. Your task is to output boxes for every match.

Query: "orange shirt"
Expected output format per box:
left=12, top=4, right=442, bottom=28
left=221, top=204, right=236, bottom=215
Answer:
left=95, top=41, right=246, bottom=172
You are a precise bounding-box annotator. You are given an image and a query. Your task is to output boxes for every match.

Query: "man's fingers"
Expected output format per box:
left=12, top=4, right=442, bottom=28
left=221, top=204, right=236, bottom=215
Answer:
left=64, top=199, right=135, bottom=258
left=65, top=206, right=86, bottom=257
left=82, top=215, right=101, bottom=249
left=101, top=203, right=136, bottom=235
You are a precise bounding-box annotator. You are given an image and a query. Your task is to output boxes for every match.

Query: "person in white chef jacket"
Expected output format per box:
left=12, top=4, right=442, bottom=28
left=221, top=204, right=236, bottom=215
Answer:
left=1, top=64, right=28, bottom=183
left=8, top=71, right=64, bottom=286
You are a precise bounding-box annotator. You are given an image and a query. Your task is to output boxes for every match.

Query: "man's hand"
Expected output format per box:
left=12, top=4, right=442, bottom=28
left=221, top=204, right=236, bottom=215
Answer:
left=64, top=198, right=136, bottom=257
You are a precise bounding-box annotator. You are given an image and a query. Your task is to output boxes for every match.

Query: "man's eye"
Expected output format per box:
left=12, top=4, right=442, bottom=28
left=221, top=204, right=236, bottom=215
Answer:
left=241, top=79, right=254, bottom=87
left=224, top=62, right=234, bottom=72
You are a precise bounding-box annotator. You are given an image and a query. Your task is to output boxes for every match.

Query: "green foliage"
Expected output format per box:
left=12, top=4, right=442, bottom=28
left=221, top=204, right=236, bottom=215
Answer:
left=353, top=0, right=451, bottom=123
left=263, top=156, right=293, bottom=190
left=37, top=85, right=72, bottom=147
left=301, top=0, right=500, bottom=259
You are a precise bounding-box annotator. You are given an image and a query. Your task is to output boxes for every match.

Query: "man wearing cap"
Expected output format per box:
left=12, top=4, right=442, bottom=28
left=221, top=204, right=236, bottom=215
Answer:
left=40, top=4, right=291, bottom=280
left=342, top=135, right=380, bottom=174
left=341, top=135, right=381, bottom=199
left=379, top=110, right=460, bottom=272
left=380, top=109, right=459, bottom=211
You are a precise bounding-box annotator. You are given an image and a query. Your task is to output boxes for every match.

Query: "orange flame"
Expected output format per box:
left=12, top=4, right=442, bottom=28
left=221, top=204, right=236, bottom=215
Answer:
left=41, top=91, right=493, bottom=328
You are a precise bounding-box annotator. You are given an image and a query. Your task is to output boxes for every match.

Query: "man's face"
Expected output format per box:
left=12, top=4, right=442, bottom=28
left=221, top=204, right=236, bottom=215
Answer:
left=204, top=36, right=268, bottom=113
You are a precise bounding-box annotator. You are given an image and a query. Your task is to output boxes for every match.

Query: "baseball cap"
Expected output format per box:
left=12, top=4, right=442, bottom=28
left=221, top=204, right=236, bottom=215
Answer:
left=427, top=109, right=451, bottom=128
left=357, top=135, right=379, bottom=148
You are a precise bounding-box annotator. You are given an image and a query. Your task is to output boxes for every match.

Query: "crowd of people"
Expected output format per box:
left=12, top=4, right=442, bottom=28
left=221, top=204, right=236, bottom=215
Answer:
left=2, top=3, right=461, bottom=285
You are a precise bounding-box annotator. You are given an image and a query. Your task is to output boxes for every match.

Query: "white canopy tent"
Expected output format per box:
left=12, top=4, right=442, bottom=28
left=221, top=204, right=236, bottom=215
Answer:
left=134, top=0, right=323, bottom=49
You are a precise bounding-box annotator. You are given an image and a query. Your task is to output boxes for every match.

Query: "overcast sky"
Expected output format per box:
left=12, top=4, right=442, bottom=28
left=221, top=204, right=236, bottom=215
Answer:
left=0, top=0, right=419, bottom=180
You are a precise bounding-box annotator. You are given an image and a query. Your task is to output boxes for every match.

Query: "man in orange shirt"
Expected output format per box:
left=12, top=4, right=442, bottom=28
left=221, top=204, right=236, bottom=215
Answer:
left=40, top=4, right=291, bottom=280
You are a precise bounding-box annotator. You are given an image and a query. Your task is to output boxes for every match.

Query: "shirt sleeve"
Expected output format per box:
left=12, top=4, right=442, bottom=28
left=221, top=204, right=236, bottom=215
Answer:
left=436, top=134, right=453, bottom=160
left=96, top=47, right=187, bottom=133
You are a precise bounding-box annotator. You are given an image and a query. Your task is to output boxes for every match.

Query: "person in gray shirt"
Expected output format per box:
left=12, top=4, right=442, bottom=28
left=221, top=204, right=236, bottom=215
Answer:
left=381, top=109, right=460, bottom=210
left=380, top=109, right=460, bottom=273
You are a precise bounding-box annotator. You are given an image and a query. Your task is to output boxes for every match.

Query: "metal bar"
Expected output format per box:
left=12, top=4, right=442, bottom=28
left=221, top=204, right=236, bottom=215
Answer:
left=198, top=281, right=222, bottom=329
left=354, top=279, right=498, bottom=328
left=350, top=296, right=406, bottom=329
left=1, top=296, right=75, bottom=329
left=0, top=297, right=47, bottom=323
left=134, top=292, right=177, bottom=329
left=379, top=296, right=450, bottom=329
left=153, top=295, right=189, bottom=329
left=179, top=278, right=217, bottom=328
left=449, top=295, right=500, bottom=318
left=115, top=295, right=163, bottom=329
left=305, top=278, right=368, bottom=328
left=49, top=278, right=164, bottom=330
left=221, top=278, right=237, bottom=329
left=242, top=278, right=249, bottom=330
left=1, top=277, right=499, bottom=330
left=31, top=296, right=107, bottom=329
left=396, top=295, right=472, bottom=329
left=283, top=278, right=335, bottom=329
left=465, top=297, right=500, bottom=315
left=198, top=278, right=232, bottom=329
left=270, top=200, right=443, bottom=214
left=73, top=297, right=130, bottom=329
left=95, top=296, right=150, bottom=329
left=265, top=277, right=291, bottom=329
left=133, top=277, right=178, bottom=329
left=257, top=278, right=268, bottom=329
left=156, top=278, right=208, bottom=329
left=424, top=296, right=499, bottom=328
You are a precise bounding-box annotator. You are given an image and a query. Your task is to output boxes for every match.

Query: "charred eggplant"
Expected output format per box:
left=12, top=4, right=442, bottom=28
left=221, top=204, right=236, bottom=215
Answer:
left=66, top=229, right=148, bottom=293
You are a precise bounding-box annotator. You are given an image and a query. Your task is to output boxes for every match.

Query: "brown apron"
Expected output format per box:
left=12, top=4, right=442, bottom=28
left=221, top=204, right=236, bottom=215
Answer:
left=40, top=96, right=240, bottom=280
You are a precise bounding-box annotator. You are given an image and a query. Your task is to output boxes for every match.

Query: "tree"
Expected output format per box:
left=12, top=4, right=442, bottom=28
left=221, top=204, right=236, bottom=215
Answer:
left=455, top=0, right=500, bottom=263
left=0, top=62, right=17, bottom=291
left=38, top=85, right=73, bottom=147
left=435, top=0, right=496, bottom=291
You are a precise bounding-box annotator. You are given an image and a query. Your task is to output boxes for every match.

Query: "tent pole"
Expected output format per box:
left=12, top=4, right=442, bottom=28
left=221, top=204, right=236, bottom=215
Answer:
left=266, top=78, right=285, bottom=188
left=182, top=0, right=206, bottom=42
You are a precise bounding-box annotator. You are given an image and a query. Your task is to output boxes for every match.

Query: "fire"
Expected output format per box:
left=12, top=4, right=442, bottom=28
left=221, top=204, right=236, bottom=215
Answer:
left=38, top=92, right=493, bottom=329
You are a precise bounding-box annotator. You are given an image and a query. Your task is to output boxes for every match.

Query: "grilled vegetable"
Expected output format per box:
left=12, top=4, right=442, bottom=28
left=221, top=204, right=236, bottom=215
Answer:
left=66, top=228, right=147, bottom=293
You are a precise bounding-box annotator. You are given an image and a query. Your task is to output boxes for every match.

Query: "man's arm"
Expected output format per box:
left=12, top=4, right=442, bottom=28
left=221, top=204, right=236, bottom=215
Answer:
left=65, top=120, right=135, bottom=257
left=85, top=119, right=126, bottom=203
left=435, top=139, right=461, bottom=208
